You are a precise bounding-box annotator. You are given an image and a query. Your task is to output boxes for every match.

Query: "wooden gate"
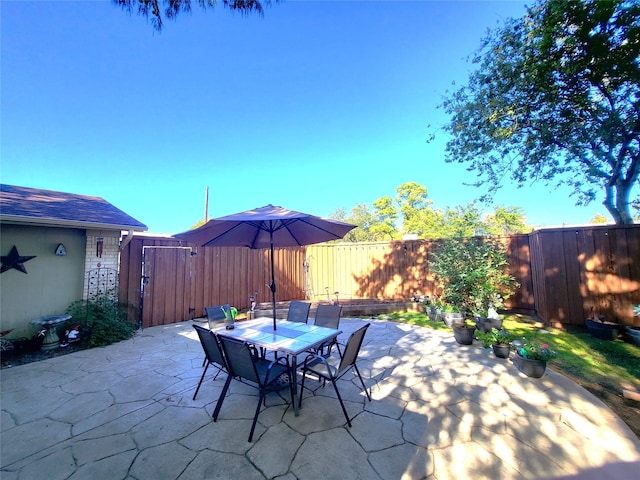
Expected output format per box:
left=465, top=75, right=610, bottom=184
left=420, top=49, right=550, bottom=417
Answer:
left=141, top=245, right=196, bottom=328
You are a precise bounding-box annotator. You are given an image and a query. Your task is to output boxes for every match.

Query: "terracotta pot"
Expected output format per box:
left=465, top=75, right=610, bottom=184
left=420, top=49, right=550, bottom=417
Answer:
left=514, top=354, right=547, bottom=378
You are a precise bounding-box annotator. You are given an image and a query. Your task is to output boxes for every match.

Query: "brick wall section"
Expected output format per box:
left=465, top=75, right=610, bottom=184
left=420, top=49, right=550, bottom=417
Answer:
left=83, top=230, right=121, bottom=299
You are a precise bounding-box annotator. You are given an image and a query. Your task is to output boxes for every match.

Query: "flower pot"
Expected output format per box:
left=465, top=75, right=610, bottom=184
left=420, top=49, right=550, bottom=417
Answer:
left=514, top=354, right=547, bottom=378
left=626, top=326, right=640, bottom=347
left=585, top=319, right=619, bottom=340
left=492, top=343, right=510, bottom=358
left=427, top=307, right=437, bottom=321
left=442, top=312, right=464, bottom=328
left=475, top=316, right=503, bottom=333
left=453, top=325, right=476, bottom=345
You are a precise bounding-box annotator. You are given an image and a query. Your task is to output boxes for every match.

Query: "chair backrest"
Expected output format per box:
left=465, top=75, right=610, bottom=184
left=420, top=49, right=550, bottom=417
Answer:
left=218, top=335, right=260, bottom=384
left=205, top=304, right=230, bottom=329
left=314, top=304, right=342, bottom=330
left=193, top=324, right=226, bottom=368
left=338, top=323, right=370, bottom=374
left=287, top=301, right=311, bottom=323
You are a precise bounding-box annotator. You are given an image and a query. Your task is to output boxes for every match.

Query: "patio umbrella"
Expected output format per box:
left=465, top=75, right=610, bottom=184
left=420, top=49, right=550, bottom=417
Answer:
left=174, top=205, right=356, bottom=330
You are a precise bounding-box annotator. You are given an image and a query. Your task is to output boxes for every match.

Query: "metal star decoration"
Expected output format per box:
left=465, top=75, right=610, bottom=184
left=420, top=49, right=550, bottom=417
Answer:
left=1, top=246, right=37, bottom=274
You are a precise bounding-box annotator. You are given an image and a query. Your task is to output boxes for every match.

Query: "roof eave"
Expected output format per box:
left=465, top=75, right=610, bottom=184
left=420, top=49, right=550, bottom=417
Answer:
left=0, top=215, right=148, bottom=232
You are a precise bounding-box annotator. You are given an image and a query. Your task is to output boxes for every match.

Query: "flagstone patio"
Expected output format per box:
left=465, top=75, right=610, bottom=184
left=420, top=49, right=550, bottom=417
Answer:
left=1, top=318, right=639, bottom=479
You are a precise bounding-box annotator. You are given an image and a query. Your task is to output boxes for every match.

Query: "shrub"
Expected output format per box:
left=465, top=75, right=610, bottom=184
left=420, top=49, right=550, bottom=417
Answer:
left=65, top=297, right=136, bottom=347
left=429, top=237, right=519, bottom=315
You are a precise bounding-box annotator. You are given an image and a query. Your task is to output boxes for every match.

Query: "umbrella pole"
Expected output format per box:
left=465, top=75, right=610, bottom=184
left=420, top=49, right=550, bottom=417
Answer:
left=270, top=231, right=277, bottom=330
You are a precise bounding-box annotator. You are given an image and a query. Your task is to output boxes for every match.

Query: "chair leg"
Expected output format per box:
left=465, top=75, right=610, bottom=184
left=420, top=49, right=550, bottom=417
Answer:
left=299, top=368, right=308, bottom=407
left=353, top=364, right=371, bottom=401
left=249, top=391, right=265, bottom=442
left=193, top=362, right=210, bottom=400
left=212, top=375, right=233, bottom=421
left=330, top=378, right=352, bottom=427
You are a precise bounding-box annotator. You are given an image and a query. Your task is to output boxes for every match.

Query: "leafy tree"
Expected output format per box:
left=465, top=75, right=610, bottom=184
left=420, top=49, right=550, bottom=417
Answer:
left=589, top=213, right=609, bottom=224
left=437, top=0, right=639, bottom=225
left=394, top=182, right=442, bottom=238
left=370, top=196, right=398, bottom=240
left=440, top=203, right=484, bottom=238
left=330, top=204, right=390, bottom=242
left=113, top=0, right=273, bottom=31
left=483, top=206, right=531, bottom=234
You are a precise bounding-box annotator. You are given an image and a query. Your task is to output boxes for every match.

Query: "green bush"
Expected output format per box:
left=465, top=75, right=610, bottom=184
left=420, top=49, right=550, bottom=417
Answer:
left=65, top=297, right=136, bottom=347
left=429, top=237, right=519, bottom=315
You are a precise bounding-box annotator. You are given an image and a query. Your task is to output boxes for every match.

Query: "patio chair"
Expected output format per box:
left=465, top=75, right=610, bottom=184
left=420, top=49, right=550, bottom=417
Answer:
left=287, top=301, right=311, bottom=323
left=298, top=323, right=371, bottom=427
left=215, top=335, right=294, bottom=442
left=192, top=324, right=228, bottom=400
left=312, top=303, right=343, bottom=356
left=198, top=305, right=230, bottom=366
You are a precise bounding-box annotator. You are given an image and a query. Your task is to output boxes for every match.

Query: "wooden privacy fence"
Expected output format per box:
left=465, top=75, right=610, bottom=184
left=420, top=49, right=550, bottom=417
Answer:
left=119, top=236, right=305, bottom=328
left=304, top=236, right=534, bottom=313
left=529, top=225, right=639, bottom=327
left=119, top=225, right=639, bottom=329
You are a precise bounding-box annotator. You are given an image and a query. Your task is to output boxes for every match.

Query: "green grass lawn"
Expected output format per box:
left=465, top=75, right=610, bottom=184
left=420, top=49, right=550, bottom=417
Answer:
left=372, top=311, right=640, bottom=392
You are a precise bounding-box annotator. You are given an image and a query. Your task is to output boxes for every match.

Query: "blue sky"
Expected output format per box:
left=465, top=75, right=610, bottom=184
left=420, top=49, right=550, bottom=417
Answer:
left=2, top=0, right=607, bottom=234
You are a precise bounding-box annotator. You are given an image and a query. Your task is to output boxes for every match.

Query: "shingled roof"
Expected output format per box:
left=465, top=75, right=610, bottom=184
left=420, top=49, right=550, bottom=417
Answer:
left=0, top=184, right=147, bottom=231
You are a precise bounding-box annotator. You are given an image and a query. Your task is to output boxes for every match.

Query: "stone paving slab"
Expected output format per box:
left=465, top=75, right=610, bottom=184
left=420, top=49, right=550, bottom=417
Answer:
left=1, top=318, right=639, bottom=479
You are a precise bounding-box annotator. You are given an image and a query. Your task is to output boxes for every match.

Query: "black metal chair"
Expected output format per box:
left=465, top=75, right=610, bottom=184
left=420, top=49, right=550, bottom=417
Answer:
left=192, top=324, right=227, bottom=400
left=287, top=301, right=311, bottom=323
left=214, top=335, right=294, bottom=442
left=199, top=305, right=230, bottom=366
left=299, top=323, right=371, bottom=427
left=313, top=304, right=343, bottom=356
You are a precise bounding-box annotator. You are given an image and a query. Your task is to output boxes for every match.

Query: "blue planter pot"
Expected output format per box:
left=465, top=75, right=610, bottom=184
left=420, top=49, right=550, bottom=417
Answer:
left=626, top=327, right=640, bottom=347
left=514, top=354, right=547, bottom=378
left=585, top=319, right=619, bottom=340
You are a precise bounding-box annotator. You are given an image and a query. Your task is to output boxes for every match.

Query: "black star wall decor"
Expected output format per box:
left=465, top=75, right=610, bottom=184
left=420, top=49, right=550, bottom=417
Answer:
left=1, top=245, right=37, bottom=274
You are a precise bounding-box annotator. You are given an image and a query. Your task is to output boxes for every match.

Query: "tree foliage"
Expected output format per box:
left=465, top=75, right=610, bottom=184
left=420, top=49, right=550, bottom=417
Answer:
left=112, top=0, right=272, bottom=31
left=438, top=0, right=639, bottom=224
left=331, top=182, right=531, bottom=241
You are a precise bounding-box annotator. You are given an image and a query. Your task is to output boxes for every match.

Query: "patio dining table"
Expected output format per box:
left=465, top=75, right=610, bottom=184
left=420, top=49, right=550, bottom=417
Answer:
left=213, top=317, right=342, bottom=416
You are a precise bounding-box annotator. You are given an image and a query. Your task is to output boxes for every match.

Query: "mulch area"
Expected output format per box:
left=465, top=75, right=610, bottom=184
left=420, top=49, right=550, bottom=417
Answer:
left=1, top=342, right=88, bottom=369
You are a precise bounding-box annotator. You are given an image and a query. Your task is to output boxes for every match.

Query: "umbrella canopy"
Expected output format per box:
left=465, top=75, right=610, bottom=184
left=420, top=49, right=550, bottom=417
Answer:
left=174, top=205, right=356, bottom=329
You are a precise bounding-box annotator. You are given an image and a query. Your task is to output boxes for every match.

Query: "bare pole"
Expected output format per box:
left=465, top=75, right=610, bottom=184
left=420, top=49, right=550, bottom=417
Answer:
left=204, top=186, right=209, bottom=223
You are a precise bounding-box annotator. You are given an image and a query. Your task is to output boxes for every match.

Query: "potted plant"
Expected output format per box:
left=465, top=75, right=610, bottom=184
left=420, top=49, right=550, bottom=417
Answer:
left=514, top=340, right=557, bottom=378
left=452, top=318, right=476, bottom=345
left=423, top=296, right=438, bottom=321
left=477, top=328, right=513, bottom=358
left=474, top=302, right=503, bottom=333
left=441, top=303, right=465, bottom=328
left=585, top=307, right=619, bottom=340
left=626, top=305, right=640, bottom=347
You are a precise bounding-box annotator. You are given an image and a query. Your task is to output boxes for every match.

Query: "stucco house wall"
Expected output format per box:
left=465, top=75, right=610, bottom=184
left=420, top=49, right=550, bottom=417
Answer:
left=0, top=185, right=146, bottom=338
left=0, top=224, right=86, bottom=337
